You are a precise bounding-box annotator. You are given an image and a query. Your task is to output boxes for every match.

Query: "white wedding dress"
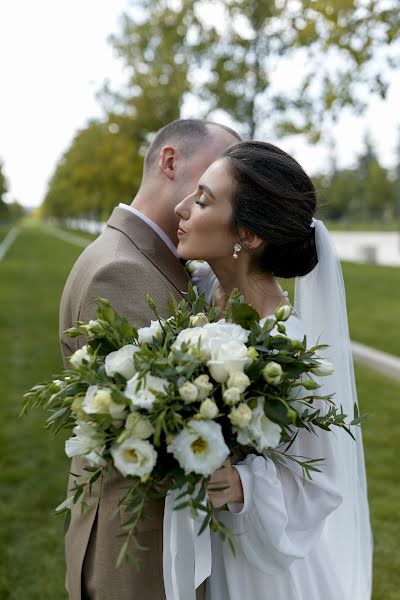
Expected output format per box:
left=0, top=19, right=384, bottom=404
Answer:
left=206, top=313, right=344, bottom=600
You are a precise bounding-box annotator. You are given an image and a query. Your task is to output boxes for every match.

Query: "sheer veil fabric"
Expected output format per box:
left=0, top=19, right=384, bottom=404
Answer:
left=294, top=219, right=373, bottom=599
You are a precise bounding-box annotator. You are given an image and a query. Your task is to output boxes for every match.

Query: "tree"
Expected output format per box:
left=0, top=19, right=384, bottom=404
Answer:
left=43, top=117, right=143, bottom=218
left=0, top=159, right=9, bottom=220
left=105, top=0, right=400, bottom=141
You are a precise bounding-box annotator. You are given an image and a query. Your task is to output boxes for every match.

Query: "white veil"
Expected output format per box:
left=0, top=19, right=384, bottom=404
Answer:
left=294, top=219, right=373, bottom=599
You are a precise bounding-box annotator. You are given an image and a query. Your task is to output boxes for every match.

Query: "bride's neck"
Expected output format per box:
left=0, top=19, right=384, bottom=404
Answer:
left=209, top=258, right=289, bottom=317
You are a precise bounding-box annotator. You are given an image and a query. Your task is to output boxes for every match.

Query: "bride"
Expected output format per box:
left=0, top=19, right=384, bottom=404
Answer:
left=171, top=141, right=373, bottom=600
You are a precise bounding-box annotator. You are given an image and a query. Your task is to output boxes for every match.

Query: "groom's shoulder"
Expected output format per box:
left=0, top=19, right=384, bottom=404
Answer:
left=69, top=223, right=144, bottom=276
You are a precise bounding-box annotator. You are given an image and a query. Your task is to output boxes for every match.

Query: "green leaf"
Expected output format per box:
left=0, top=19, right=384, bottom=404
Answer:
left=116, top=540, right=129, bottom=568
left=63, top=509, right=72, bottom=535
left=231, top=302, right=260, bottom=329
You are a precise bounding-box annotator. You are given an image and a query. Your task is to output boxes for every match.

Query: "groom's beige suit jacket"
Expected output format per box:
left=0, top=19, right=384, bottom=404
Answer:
left=59, top=207, right=204, bottom=600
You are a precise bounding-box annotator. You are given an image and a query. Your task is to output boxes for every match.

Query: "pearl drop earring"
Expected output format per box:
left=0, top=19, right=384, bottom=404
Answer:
left=233, top=243, right=242, bottom=259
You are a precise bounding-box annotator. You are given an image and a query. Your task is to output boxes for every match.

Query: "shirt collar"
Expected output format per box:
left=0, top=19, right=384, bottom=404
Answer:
left=118, top=203, right=178, bottom=258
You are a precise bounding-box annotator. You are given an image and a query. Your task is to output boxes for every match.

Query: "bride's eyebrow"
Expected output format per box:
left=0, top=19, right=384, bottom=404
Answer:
left=198, top=183, right=216, bottom=200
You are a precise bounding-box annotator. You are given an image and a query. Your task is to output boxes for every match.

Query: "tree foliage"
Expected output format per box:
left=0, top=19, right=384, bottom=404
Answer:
left=42, top=118, right=144, bottom=219
left=315, top=138, right=396, bottom=221
left=0, top=159, right=9, bottom=220
left=105, top=0, right=400, bottom=141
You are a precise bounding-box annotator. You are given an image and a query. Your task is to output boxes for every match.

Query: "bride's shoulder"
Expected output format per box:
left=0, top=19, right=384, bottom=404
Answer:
left=284, top=312, right=307, bottom=341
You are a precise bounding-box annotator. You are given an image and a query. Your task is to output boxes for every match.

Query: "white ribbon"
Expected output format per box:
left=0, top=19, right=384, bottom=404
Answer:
left=163, top=488, right=212, bottom=600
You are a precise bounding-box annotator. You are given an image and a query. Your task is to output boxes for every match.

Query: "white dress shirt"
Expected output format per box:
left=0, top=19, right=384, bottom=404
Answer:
left=118, top=203, right=178, bottom=258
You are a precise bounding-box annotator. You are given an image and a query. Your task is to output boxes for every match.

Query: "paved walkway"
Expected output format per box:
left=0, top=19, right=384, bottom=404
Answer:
left=351, top=340, right=400, bottom=382
left=0, top=226, right=19, bottom=261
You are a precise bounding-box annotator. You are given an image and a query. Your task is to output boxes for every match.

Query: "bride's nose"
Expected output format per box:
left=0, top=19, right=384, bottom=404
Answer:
left=174, top=195, right=191, bottom=220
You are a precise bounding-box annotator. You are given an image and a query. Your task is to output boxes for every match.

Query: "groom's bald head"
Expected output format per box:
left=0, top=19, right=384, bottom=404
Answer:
left=143, top=119, right=241, bottom=178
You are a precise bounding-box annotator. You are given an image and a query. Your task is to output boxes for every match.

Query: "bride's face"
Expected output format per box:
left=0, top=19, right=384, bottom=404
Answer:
left=174, top=158, right=237, bottom=261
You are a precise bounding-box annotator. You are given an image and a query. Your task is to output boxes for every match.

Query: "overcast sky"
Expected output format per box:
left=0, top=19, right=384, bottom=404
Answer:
left=1, top=0, right=399, bottom=208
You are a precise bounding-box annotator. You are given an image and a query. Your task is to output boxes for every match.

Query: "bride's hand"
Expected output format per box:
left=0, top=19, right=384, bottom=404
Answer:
left=207, top=458, right=244, bottom=508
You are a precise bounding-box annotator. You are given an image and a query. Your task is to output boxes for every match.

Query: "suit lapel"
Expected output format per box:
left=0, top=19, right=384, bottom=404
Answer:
left=107, top=207, right=189, bottom=298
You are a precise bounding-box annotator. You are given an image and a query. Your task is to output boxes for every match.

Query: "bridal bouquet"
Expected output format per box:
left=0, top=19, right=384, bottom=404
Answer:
left=23, top=284, right=360, bottom=566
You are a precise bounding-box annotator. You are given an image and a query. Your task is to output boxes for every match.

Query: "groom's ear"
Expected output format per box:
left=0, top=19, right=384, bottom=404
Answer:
left=239, top=227, right=264, bottom=252
left=159, top=145, right=177, bottom=180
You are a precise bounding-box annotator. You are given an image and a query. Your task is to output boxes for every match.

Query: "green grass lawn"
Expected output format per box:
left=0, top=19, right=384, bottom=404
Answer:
left=323, top=219, right=399, bottom=232
left=0, top=222, right=399, bottom=598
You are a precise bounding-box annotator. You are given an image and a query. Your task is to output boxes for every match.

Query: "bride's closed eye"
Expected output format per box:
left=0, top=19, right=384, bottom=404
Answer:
left=195, top=195, right=207, bottom=208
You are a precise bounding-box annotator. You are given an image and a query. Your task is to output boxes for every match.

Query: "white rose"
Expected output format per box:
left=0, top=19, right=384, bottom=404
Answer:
left=199, top=398, right=218, bottom=419
left=229, top=403, right=252, bottom=428
left=193, top=374, right=213, bottom=400
left=82, top=385, right=127, bottom=420
left=236, top=397, right=282, bottom=452
left=167, top=419, right=229, bottom=476
left=65, top=421, right=106, bottom=467
left=227, top=372, right=250, bottom=393
left=125, top=412, right=154, bottom=439
left=69, top=345, right=90, bottom=368
left=275, top=305, right=292, bottom=322
left=189, top=313, right=208, bottom=327
left=179, top=381, right=199, bottom=403
left=137, top=320, right=164, bottom=344
left=125, top=373, right=169, bottom=410
left=311, top=359, right=335, bottom=376
left=111, top=437, right=157, bottom=480
left=105, top=344, right=139, bottom=380
left=223, top=387, right=241, bottom=406
left=262, top=361, right=283, bottom=385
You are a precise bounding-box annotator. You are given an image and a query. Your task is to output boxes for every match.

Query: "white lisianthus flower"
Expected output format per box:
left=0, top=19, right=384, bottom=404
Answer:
left=207, top=361, right=229, bottom=383
left=275, top=305, right=292, bottom=322
left=227, top=372, right=250, bottom=393
left=207, top=340, right=251, bottom=382
left=229, top=403, right=253, bottom=428
left=193, top=374, right=213, bottom=400
left=223, top=387, right=241, bottom=406
left=111, top=437, right=157, bottom=480
left=236, top=397, right=281, bottom=452
left=172, top=327, right=207, bottom=357
left=125, top=412, right=154, bottom=439
left=69, top=345, right=91, bottom=368
left=137, top=320, right=164, bottom=344
left=125, top=373, right=169, bottom=410
left=105, top=344, right=139, bottom=380
left=203, top=320, right=250, bottom=346
left=167, top=419, right=229, bottom=476
left=247, top=346, right=259, bottom=361
left=199, top=398, right=219, bottom=419
left=262, top=361, right=284, bottom=385
left=189, top=313, right=208, bottom=327
left=65, top=421, right=106, bottom=467
left=311, top=359, right=335, bottom=376
left=71, top=396, right=87, bottom=420
left=82, top=385, right=127, bottom=420
left=178, top=381, right=199, bottom=403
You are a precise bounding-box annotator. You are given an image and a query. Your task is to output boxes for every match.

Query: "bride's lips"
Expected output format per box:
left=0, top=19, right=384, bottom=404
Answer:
left=177, top=225, right=187, bottom=236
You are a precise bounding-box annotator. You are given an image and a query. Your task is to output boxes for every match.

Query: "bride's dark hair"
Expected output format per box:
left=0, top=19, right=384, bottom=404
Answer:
left=222, top=141, right=318, bottom=278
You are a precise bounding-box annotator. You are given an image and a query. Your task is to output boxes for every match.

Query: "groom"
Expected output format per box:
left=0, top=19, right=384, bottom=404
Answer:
left=59, top=118, right=240, bottom=600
